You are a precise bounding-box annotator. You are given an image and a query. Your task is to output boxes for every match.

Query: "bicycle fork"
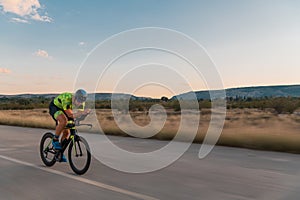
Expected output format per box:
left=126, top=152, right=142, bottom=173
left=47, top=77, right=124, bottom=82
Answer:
left=71, top=135, right=83, bottom=157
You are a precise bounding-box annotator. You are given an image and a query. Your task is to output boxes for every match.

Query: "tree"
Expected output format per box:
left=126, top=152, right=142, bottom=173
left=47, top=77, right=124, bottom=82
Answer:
left=161, top=96, right=169, bottom=102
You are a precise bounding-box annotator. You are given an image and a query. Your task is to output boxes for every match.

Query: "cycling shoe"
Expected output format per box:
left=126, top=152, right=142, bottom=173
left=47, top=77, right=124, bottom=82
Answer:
left=52, top=140, right=62, bottom=150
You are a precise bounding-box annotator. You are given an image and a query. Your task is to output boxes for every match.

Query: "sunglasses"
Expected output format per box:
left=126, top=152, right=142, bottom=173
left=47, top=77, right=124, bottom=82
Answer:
left=76, top=96, right=86, bottom=103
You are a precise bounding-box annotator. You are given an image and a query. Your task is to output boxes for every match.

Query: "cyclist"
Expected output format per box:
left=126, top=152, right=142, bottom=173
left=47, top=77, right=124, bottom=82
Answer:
left=49, top=89, right=90, bottom=162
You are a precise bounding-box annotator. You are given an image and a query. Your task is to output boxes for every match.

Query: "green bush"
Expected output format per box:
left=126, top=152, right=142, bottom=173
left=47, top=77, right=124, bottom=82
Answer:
left=226, top=96, right=300, bottom=114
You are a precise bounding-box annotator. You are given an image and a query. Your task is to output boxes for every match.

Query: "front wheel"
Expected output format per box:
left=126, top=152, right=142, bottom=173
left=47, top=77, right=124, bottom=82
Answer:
left=40, top=132, right=57, bottom=167
left=68, top=136, right=91, bottom=175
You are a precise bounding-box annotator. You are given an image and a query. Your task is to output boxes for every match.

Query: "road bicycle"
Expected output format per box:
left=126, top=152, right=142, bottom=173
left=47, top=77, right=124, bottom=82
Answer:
left=39, top=115, right=92, bottom=175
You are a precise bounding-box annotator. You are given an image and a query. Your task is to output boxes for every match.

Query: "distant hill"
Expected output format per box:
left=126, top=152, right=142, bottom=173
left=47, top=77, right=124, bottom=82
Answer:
left=1, top=85, right=300, bottom=101
left=93, top=93, right=152, bottom=101
left=0, top=93, right=153, bottom=101
left=173, top=85, right=300, bottom=100
left=226, top=85, right=300, bottom=98
left=0, top=94, right=58, bottom=99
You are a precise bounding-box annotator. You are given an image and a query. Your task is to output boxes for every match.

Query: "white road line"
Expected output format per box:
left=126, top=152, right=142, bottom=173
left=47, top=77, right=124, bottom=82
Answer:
left=0, top=154, right=159, bottom=200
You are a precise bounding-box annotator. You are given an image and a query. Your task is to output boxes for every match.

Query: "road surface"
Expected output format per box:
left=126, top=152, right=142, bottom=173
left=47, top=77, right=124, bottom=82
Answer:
left=0, top=125, right=300, bottom=200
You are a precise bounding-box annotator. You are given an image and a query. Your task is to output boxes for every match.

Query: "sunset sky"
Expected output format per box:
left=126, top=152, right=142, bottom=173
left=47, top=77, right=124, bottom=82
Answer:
left=0, top=0, right=299, bottom=98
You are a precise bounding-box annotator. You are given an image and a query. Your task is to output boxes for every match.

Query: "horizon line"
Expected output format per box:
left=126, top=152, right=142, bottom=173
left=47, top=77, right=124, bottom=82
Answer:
left=1, top=83, right=300, bottom=98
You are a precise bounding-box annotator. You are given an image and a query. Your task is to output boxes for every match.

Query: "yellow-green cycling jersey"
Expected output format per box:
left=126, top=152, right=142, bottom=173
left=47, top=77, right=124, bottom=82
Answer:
left=53, top=92, right=73, bottom=110
left=53, top=92, right=85, bottom=111
left=52, top=92, right=85, bottom=119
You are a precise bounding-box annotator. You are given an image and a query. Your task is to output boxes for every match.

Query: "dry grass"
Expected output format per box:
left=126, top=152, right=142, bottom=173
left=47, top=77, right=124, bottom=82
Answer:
left=1, top=108, right=300, bottom=153
left=0, top=109, right=55, bottom=129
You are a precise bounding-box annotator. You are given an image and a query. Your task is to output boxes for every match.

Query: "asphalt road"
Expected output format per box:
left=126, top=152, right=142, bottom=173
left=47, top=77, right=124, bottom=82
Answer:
left=1, top=125, right=300, bottom=200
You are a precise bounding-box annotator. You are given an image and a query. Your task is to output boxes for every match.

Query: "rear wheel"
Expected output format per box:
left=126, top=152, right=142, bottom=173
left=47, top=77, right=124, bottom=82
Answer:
left=68, top=136, right=91, bottom=175
left=40, top=132, right=57, bottom=167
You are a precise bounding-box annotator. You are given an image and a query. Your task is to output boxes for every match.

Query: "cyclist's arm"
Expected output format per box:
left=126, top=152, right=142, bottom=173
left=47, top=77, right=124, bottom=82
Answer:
left=67, top=109, right=90, bottom=119
left=65, top=109, right=74, bottom=119
left=76, top=103, right=90, bottom=115
left=76, top=109, right=90, bottom=116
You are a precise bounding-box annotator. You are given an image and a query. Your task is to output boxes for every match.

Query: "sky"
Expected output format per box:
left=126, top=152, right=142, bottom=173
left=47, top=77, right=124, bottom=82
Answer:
left=0, top=0, right=299, bottom=98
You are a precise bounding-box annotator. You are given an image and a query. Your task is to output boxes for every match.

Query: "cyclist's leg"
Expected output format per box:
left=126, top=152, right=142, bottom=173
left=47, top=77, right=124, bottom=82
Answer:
left=49, top=102, right=68, bottom=152
left=58, top=120, right=69, bottom=162
left=61, top=129, right=70, bottom=144
left=55, top=113, right=68, bottom=138
left=50, top=113, right=67, bottom=150
left=49, top=101, right=67, bottom=137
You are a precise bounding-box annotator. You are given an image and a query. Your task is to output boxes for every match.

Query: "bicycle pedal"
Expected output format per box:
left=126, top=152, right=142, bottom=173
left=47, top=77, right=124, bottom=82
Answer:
left=55, top=154, right=62, bottom=161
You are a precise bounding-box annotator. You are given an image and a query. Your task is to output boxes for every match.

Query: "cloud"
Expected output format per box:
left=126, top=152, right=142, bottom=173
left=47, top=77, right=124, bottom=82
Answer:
left=78, top=41, right=86, bottom=46
left=34, top=49, right=52, bottom=59
left=10, top=17, right=30, bottom=24
left=0, top=68, right=11, bottom=74
left=0, top=0, right=53, bottom=23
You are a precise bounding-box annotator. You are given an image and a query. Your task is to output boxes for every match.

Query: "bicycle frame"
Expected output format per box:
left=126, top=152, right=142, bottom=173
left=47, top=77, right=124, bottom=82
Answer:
left=60, top=129, right=77, bottom=154
left=53, top=123, right=83, bottom=159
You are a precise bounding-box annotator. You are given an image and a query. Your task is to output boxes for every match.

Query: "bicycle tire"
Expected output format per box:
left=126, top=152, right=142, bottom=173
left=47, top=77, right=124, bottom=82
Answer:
left=68, top=136, right=91, bottom=175
left=40, top=132, right=57, bottom=167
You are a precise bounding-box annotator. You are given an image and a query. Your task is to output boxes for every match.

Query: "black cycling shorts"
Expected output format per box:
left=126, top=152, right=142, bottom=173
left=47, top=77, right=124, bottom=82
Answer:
left=49, top=100, right=62, bottom=123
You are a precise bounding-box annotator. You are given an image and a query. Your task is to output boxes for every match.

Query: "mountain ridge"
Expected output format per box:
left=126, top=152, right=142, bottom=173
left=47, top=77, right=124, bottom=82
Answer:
left=1, top=84, right=300, bottom=100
